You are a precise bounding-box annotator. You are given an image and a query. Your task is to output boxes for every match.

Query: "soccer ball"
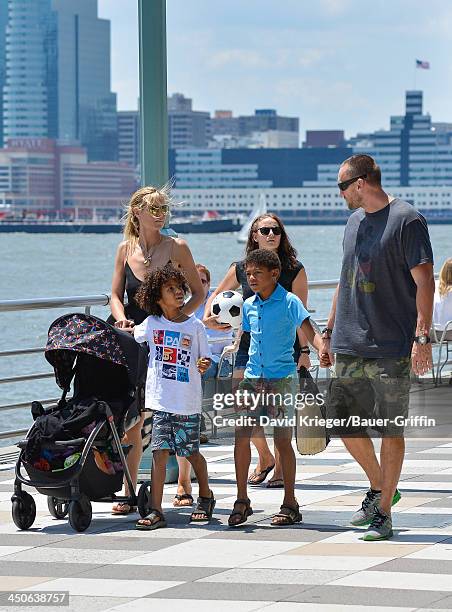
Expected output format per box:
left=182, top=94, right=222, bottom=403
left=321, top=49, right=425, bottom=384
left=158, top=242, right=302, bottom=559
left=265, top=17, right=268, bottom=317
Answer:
left=211, top=291, right=243, bottom=328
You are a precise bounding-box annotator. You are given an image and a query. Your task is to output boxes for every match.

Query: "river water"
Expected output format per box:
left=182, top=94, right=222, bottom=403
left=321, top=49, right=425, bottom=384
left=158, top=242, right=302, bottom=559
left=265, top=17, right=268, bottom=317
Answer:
left=1, top=224, right=451, bottom=444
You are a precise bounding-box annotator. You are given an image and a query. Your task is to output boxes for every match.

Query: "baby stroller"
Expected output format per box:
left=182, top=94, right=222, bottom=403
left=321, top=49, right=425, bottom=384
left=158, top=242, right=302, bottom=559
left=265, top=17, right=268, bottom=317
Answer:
left=11, top=313, right=147, bottom=532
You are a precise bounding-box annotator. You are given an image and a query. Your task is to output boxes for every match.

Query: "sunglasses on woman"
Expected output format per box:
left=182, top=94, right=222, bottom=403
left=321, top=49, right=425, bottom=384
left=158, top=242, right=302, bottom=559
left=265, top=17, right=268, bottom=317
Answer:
left=257, top=226, right=282, bottom=236
left=145, top=203, right=170, bottom=216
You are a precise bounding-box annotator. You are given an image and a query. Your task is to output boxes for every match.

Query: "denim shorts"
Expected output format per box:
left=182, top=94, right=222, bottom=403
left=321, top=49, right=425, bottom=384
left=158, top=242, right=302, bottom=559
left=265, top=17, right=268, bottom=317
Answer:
left=151, top=411, right=201, bottom=457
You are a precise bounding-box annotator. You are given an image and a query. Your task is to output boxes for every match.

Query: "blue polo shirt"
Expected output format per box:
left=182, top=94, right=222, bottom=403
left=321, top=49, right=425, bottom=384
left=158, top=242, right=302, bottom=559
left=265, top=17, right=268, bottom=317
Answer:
left=242, top=283, right=310, bottom=379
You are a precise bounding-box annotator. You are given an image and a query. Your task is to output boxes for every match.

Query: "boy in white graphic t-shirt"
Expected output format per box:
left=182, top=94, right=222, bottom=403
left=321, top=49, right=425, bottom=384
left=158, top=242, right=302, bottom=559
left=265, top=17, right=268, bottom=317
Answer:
left=132, top=264, right=215, bottom=530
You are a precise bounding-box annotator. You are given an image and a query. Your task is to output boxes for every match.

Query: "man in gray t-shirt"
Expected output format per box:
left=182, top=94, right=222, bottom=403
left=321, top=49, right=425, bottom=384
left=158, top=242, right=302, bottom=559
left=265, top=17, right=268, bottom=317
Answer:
left=320, top=154, right=434, bottom=541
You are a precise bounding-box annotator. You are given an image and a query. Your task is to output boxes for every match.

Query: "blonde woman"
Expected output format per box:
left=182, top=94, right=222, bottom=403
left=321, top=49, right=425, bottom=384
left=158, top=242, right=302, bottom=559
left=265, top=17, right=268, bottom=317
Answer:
left=434, top=258, right=452, bottom=329
left=110, top=185, right=204, bottom=514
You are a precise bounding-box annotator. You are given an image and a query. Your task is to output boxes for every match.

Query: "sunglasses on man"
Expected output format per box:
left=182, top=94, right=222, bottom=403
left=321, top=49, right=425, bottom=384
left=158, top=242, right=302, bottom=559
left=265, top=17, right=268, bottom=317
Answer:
left=338, top=174, right=367, bottom=192
left=257, top=226, right=282, bottom=236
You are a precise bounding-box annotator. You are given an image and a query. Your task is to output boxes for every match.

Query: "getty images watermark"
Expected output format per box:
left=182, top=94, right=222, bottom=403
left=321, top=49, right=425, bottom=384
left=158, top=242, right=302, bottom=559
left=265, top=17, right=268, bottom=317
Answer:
left=211, top=388, right=436, bottom=430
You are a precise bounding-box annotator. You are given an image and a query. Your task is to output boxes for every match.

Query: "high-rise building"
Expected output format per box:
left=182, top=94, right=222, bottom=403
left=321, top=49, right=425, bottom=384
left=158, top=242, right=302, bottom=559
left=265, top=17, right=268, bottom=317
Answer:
left=3, top=0, right=57, bottom=141
left=0, top=2, right=8, bottom=147
left=168, top=93, right=211, bottom=148
left=117, top=110, right=140, bottom=170
left=2, top=0, right=117, bottom=160
left=304, top=130, right=345, bottom=148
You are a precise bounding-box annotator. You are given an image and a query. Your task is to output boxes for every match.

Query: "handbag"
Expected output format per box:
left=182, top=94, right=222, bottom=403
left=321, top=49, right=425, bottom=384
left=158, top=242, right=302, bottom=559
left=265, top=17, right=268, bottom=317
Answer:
left=295, top=366, right=330, bottom=455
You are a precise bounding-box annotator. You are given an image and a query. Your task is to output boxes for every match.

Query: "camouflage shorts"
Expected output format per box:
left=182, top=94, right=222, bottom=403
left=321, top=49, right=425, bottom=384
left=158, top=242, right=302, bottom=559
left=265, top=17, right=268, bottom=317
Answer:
left=326, top=354, right=411, bottom=437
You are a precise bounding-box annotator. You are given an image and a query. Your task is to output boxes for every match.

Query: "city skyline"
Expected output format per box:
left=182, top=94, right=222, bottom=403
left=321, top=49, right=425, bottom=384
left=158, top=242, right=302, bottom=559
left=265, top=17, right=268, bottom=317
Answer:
left=98, top=0, right=451, bottom=137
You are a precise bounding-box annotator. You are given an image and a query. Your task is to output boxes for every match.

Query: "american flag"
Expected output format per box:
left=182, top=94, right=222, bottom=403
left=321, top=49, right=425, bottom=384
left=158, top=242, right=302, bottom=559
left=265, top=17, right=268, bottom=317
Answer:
left=416, top=59, right=430, bottom=69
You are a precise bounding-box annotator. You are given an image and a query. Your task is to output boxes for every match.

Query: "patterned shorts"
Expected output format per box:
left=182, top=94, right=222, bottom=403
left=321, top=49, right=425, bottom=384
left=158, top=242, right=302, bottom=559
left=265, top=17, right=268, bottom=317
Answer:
left=151, top=411, right=201, bottom=457
left=327, top=354, right=411, bottom=437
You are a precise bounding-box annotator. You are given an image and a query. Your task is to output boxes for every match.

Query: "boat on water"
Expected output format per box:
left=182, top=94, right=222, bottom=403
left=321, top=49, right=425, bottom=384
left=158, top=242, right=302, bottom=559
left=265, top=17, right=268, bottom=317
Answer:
left=0, top=210, right=242, bottom=234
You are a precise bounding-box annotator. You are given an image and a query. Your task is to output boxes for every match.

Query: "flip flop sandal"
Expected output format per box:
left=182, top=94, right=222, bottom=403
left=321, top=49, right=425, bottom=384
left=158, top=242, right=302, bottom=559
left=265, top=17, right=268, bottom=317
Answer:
left=228, top=498, right=254, bottom=527
left=135, top=509, right=167, bottom=531
left=190, top=491, right=216, bottom=522
left=248, top=464, right=275, bottom=486
left=266, top=478, right=284, bottom=489
left=173, top=493, right=194, bottom=507
left=111, top=502, right=137, bottom=515
left=271, top=504, right=302, bottom=526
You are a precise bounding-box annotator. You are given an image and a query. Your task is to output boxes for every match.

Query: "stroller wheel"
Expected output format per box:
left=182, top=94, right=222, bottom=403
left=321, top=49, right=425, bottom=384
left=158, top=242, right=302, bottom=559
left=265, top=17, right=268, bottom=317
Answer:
left=47, top=496, right=69, bottom=520
left=68, top=495, right=92, bottom=532
left=11, top=491, right=36, bottom=530
left=137, top=481, right=152, bottom=518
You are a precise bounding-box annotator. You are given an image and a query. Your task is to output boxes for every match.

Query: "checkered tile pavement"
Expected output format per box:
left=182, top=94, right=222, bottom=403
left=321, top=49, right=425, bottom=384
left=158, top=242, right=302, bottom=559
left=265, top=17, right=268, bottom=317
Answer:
left=2, top=437, right=452, bottom=611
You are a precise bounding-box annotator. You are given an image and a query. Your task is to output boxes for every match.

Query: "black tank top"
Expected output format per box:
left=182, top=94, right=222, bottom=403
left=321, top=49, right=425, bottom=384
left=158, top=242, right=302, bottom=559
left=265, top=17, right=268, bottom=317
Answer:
left=234, top=258, right=305, bottom=361
left=123, top=262, right=149, bottom=325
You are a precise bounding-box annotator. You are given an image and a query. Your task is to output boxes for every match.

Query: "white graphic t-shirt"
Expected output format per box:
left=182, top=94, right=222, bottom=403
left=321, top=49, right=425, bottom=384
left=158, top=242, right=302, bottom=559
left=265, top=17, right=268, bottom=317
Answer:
left=134, top=315, right=212, bottom=415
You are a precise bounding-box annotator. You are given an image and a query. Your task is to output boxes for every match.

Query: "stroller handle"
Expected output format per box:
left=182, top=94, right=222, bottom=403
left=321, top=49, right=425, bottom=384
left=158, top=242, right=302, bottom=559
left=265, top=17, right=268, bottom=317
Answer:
left=17, top=438, right=86, bottom=451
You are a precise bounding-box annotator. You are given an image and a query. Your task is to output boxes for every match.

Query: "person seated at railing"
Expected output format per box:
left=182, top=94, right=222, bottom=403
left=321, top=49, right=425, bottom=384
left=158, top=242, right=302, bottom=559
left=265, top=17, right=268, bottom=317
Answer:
left=434, top=258, right=452, bottom=329
left=173, top=263, right=233, bottom=508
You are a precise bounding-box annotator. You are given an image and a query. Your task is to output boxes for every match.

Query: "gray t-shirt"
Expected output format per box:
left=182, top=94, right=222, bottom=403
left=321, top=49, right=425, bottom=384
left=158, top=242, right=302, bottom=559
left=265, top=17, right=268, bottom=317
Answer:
left=331, top=198, right=433, bottom=359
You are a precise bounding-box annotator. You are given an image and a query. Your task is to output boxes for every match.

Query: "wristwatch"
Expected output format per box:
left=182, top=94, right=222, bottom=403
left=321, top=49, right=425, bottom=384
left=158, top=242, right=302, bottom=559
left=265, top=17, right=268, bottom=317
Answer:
left=300, top=346, right=311, bottom=355
left=414, top=334, right=431, bottom=345
left=321, top=327, right=333, bottom=339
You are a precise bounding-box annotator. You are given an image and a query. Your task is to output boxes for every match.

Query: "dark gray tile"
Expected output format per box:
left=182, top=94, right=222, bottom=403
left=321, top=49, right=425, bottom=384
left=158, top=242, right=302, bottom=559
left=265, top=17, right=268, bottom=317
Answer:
left=370, top=558, right=452, bottom=575
left=78, top=564, right=225, bottom=582
left=426, top=594, right=452, bottom=609
left=285, top=585, right=450, bottom=607
left=0, top=560, right=102, bottom=577
left=44, top=535, right=188, bottom=551
left=146, top=582, right=312, bottom=601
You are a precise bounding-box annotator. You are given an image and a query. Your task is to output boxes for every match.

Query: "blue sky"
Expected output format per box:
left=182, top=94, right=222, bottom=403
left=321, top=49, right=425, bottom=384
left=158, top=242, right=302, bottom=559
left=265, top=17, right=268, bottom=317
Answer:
left=98, top=0, right=452, bottom=138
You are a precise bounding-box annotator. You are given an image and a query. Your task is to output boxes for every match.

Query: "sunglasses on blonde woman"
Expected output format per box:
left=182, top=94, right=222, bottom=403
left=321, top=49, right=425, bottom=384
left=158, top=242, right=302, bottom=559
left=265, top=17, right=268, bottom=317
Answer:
left=145, top=203, right=170, bottom=216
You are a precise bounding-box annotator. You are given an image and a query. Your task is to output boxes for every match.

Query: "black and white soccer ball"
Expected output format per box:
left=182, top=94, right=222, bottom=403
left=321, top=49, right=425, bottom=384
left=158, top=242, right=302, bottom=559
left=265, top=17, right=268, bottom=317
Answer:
left=211, top=290, right=243, bottom=328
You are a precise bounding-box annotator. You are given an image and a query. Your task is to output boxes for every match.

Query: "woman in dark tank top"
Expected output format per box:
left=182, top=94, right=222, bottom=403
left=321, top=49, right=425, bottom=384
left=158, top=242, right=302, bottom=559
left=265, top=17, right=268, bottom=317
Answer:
left=203, top=213, right=310, bottom=489
left=109, top=185, right=205, bottom=515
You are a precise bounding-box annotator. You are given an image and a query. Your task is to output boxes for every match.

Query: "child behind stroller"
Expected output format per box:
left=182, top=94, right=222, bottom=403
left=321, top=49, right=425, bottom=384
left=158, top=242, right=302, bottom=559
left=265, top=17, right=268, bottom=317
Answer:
left=11, top=312, right=147, bottom=532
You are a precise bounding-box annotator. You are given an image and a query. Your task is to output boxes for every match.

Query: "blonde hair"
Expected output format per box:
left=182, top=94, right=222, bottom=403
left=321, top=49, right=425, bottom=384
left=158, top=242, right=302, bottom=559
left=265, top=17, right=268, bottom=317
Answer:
left=439, top=258, right=452, bottom=298
left=122, top=184, right=171, bottom=253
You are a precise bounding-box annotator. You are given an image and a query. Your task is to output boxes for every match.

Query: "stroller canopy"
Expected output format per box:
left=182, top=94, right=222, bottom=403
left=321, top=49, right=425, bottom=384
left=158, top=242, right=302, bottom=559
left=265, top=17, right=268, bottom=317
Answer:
left=45, top=313, right=146, bottom=391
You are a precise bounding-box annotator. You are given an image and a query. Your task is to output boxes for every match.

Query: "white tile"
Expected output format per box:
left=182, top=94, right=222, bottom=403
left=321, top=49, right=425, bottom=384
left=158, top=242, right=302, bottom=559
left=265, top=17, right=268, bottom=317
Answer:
left=263, top=605, right=414, bottom=612
left=331, top=570, right=452, bottom=591
left=0, top=545, right=34, bottom=557
left=264, top=605, right=414, bottom=612
left=25, top=578, right=183, bottom=598
left=116, top=538, right=301, bottom=568
left=107, top=599, right=269, bottom=612
left=243, top=554, right=394, bottom=571
left=418, top=448, right=452, bottom=455
left=199, top=567, right=352, bottom=585
left=405, top=543, right=452, bottom=560
left=401, top=507, right=452, bottom=514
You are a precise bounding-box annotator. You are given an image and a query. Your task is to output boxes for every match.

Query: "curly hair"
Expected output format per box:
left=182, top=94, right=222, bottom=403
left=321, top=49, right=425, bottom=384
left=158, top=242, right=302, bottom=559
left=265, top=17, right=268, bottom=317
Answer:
left=245, top=249, right=281, bottom=273
left=135, top=263, right=189, bottom=316
left=245, top=213, right=298, bottom=270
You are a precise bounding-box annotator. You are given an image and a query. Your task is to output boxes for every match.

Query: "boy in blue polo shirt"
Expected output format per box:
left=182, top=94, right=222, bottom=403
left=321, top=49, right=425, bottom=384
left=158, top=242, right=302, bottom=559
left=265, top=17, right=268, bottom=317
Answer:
left=228, top=249, right=323, bottom=527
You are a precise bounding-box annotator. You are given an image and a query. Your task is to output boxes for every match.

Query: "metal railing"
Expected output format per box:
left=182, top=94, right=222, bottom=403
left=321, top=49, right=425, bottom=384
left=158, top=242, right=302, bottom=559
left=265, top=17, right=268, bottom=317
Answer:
left=0, top=283, right=336, bottom=442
